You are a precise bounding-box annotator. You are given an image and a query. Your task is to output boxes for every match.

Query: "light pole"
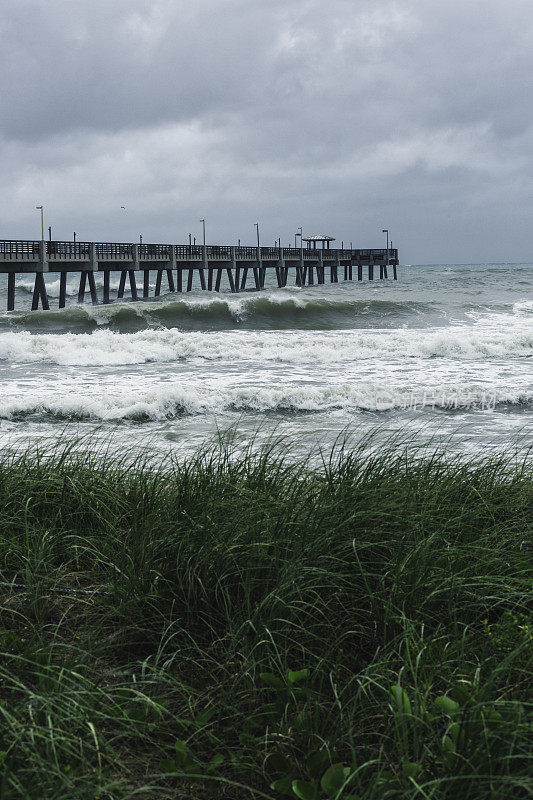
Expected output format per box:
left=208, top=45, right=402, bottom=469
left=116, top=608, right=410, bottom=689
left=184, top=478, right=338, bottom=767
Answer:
left=254, top=222, right=260, bottom=249
left=200, top=219, right=206, bottom=247
left=382, top=228, right=389, bottom=264
left=36, top=206, right=44, bottom=240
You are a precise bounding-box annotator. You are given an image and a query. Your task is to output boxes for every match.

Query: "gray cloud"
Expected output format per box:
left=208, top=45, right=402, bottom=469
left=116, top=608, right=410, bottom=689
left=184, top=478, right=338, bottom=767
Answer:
left=1, top=0, right=532, bottom=262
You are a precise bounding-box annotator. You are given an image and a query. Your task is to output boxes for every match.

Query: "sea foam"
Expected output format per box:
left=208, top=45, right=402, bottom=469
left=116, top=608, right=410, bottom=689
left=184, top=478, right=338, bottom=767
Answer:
left=0, top=382, right=530, bottom=421
left=0, top=324, right=530, bottom=367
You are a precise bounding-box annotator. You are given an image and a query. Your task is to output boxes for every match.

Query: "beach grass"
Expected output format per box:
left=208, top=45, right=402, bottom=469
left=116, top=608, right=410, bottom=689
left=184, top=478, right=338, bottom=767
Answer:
left=0, top=436, right=531, bottom=799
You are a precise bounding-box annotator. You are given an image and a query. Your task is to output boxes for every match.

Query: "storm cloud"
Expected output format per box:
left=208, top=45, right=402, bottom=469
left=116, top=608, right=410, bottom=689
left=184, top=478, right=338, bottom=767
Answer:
left=1, top=0, right=532, bottom=262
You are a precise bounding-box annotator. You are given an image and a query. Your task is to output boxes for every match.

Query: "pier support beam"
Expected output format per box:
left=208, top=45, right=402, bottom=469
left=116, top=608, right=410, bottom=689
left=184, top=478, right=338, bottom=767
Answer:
left=117, top=270, right=127, bottom=298
left=298, top=248, right=304, bottom=287
left=155, top=270, right=162, bottom=297
left=128, top=270, right=138, bottom=301
left=240, top=267, right=248, bottom=290
left=226, top=268, right=236, bottom=293
left=168, top=246, right=177, bottom=290
left=317, top=252, right=324, bottom=284
left=88, top=271, right=98, bottom=305
left=7, top=272, right=15, bottom=311
left=103, top=270, right=110, bottom=304
left=368, top=264, right=374, bottom=281
left=143, top=270, right=150, bottom=298
left=77, top=272, right=87, bottom=304
left=230, top=248, right=240, bottom=293
left=32, top=273, right=49, bottom=311
left=78, top=271, right=98, bottom=304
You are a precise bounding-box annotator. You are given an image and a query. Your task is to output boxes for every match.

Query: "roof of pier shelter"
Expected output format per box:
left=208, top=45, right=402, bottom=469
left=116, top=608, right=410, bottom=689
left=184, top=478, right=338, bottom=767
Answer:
left=302, top=235, right=336, bottom=242
left=302, top=234, right=336, bottom=249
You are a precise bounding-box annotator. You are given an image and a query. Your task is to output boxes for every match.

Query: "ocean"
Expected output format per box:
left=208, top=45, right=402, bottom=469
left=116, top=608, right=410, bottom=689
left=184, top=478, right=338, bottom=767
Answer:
left=0, top=262, right=531, bottom=459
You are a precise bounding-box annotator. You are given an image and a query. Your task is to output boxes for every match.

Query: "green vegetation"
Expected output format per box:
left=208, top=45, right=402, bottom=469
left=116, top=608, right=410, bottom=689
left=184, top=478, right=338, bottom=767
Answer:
left=0, top=437, right=531, bottom=799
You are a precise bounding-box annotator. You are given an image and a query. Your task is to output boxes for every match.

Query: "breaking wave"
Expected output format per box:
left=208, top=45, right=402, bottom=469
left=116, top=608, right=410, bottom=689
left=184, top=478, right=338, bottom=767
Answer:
left=1, top=384, right=531, bottom=421
left=0, top=324, right=530, bottom=366
left=0, top=293, right=446, bottom=332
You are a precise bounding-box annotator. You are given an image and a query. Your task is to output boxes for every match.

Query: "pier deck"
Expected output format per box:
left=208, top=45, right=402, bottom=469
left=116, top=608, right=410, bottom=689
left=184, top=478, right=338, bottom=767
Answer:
left=0, top=240, right=399, bottom=311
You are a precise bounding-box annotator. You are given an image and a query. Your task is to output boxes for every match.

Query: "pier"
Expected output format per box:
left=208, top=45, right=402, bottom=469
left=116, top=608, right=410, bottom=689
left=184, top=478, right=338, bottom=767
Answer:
left=0, top=239, right=399, bottom=311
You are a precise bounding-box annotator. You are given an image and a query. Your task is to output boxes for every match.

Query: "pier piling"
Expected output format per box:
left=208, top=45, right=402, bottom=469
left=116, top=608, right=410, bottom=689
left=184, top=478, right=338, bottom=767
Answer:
left=128, top=270, right=138, bottom=301
left=103, top=271, right=110, bottom=304
left=7, top=273, right=15, bottom=311
left=88, top=271, right=98, bottom=305
left=32, top=273, right=49, bottom=311
left=117, top=271, right=127, bottom=299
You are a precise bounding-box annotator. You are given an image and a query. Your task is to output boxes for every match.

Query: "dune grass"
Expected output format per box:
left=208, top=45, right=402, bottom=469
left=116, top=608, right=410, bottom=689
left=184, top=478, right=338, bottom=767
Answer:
left=0, top=436, right=531, bottom=799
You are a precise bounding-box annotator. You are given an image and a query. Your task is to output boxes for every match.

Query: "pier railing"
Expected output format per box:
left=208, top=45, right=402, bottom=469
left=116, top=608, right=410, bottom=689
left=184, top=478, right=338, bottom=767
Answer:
left=0, top=239, right=398, bottom=264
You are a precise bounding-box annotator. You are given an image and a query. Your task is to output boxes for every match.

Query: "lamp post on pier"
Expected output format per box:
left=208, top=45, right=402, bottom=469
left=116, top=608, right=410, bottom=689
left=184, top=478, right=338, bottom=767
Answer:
left=382, top=228, right=389, bottom=265
left=254, top=222, right=260, bottom=248
left=200, top=219, right=207, bottom=274
left=36, top=206, right=44, bottom=240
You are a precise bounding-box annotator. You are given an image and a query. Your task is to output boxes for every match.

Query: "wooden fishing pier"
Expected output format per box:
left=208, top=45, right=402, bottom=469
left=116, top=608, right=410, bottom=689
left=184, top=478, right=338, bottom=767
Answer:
left=0, top=239, right=399, bottom=311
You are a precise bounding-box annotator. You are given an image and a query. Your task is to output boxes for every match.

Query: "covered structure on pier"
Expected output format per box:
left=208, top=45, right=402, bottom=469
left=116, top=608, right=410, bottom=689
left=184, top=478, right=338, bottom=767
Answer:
left=302, top=234, right=336, bottom=250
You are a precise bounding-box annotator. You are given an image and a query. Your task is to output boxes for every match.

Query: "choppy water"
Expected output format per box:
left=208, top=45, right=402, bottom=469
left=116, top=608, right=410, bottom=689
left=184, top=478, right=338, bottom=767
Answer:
left=0, top=263, right=531, bottom=458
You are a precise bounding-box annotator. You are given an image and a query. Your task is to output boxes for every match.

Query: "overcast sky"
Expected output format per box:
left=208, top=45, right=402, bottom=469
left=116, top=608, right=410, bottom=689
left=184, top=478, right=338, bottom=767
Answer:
left=1, top=0, right=532, bottom=263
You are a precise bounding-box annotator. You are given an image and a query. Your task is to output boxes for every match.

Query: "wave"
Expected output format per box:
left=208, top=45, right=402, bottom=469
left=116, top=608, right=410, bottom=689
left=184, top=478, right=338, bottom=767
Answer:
left=0, top=324, right=530, bottom=367
left=0, top=292, right=444, bottom=332
left=1, top=384, right=531, bottom=421
left=513, top=300, right=533, bottom=315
